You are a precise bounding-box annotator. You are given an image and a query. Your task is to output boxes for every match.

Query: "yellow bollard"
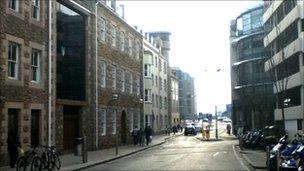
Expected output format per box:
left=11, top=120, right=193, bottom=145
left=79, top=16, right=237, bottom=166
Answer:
left=202, top=130, right=206, bottom=139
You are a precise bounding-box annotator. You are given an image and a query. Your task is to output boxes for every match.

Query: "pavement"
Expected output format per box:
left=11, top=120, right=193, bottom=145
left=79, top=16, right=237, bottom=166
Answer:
left=0, top=132, right=183, bottom=171
left=234, top=141, right=267, bottom=170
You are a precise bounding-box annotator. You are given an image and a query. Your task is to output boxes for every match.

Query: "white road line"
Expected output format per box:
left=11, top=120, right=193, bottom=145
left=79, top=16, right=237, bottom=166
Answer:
left=232, top=145, right=250, bottom=171
left=213, top=152, right=219, bottom=157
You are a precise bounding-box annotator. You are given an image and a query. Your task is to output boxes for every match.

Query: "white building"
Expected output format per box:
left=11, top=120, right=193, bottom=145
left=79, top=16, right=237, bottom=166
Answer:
left=143, top=34, right=170, bottom=132
left=263, top=0, right=304, bottom=135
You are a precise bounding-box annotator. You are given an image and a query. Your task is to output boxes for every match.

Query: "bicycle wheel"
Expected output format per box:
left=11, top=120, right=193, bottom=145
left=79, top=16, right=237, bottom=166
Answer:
left=31, top=156, right=42, bottom=171
left=16, top=156, right=26, bottom=171
left=53, top=153, right=61, bottom=170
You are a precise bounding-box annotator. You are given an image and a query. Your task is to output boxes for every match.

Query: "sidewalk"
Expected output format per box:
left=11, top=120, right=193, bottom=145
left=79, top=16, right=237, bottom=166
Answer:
left=235, top=145, right=267, bottom=170
left=1, top=133, right=182, bottom=171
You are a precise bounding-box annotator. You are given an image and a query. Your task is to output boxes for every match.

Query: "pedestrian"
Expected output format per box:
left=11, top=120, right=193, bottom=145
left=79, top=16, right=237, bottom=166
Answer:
left=166, top=126, right=171, bottom=135
left=132, top=126, right=139, bottom=145
left=138, top=128, right=144, bottom=146
left=172, top=125, right=177, bottom=135
left=144, top=125, right=153, bottom=145
left=226, top=124, right=231, bottom=135
left=7, top=130, right=21, bottom=168
left=177, top=124, right=181, bottom=132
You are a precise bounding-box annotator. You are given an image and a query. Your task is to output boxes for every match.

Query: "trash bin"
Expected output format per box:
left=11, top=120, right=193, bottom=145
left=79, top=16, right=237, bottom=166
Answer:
left=74, top=138, right=83, bottom=156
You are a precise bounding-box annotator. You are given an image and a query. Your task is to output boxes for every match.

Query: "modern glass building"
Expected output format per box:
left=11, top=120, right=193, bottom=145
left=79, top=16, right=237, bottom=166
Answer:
left=230, top=5, right=275, bottom=134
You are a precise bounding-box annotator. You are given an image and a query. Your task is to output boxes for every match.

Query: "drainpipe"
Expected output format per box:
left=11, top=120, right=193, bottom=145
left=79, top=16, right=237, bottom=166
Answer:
left=48, top=0, right=52, bottom=146
left=95, top=0, right=99, bottom=150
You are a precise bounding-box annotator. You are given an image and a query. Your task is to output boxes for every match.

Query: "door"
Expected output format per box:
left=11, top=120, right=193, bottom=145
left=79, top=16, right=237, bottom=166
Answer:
left=121, top=111, right=127, bottom=144
left=31, top=110, right=40, bottom=147
left=63, top=106, right=80, bottom=150
left=8, top=109, right=19, bottom=137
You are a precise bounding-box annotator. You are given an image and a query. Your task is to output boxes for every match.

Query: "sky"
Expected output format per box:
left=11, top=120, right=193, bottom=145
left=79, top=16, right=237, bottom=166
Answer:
left=117, top=0, right=263, bottom=114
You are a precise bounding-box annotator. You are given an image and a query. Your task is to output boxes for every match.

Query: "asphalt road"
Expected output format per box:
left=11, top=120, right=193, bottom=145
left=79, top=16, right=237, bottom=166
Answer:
left=84, top=124, right=250, bottom=170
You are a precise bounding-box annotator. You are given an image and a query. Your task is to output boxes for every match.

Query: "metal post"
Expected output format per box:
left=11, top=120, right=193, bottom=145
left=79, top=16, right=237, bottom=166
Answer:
left=115, top=125, right=118, bottom=155
left=82, top=136, right=87, bottom=163
left=266, top=146, right=270, bottom=171
left=215, top=105, right=218, bottom=139
left=276, top=150, right=280, bottom=171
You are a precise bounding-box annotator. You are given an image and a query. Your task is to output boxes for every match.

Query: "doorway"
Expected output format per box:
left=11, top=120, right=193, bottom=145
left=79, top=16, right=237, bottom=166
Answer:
left=31, top=110, right=41, bottom=147
left=63, top=106, right=80, bottom=150
left=121, top=111, right=127, bottom=144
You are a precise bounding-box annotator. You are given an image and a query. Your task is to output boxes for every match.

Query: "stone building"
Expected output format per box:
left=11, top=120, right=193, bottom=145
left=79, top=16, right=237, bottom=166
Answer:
left=0, top=0, right=143, bottom=165
left=95, top=1, right=143, bottom=149
left=0, top=0, right=50, bottom=165
left=230, top=5, right=274, bottom=134
left=143, top=32, right=170, bottom=133
left=171, top=67, right=196, bottom=121
left=263, top=0, right=304, bottom=135
left=170, top=70, right=180, bottom=125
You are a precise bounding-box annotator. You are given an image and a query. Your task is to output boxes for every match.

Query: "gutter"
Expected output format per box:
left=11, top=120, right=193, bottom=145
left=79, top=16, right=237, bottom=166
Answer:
left=95, top=0, right=99, bottom=150
left=48, top=0, right=52, bottom=146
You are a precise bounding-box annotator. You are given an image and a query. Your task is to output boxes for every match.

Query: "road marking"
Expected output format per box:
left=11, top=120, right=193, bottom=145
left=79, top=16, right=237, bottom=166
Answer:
left=232, top=145, right=250, bottom=171
left=213, top=152, right=219, bottom=157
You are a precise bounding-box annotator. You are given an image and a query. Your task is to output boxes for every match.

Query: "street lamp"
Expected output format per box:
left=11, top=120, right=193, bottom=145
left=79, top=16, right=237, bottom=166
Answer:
left=203, top=68, right=222, bottom=140
left=109, top=94, right=118, bottom=155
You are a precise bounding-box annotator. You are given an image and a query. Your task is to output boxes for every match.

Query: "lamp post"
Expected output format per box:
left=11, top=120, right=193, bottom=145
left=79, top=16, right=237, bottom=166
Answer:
left=203, top=68, right=222, bottom=140
left=109, top=94, right=118, bottom=155
left=139, top=98, right=143, bottom=129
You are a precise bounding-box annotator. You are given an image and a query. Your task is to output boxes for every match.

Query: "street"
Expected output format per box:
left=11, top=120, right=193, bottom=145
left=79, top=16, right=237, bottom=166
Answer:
left=84, top=123, right=250, bottom=170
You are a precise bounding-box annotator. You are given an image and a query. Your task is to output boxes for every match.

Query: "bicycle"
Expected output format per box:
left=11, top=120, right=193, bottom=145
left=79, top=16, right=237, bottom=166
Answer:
left=40, top=145, right=61, bottom=170
left=16, top=146, right=42, bottom=171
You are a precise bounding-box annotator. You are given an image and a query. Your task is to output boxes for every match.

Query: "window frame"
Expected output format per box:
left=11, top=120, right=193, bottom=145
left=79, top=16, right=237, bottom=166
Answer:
left=112, top=110, right=117, bottom=134
left=111, top=65, right=117, bottom=90
left=31, top=0, right=40, bottom=20
left=100, top=17, right=106, bottom=42
left=9, top=0, right=19, bottom=12
left=100, top=109, right=107, bottom=136
left=8, top=42, right=19, bottom=79
left=100, top=60, right=106, bottom=88
left=31, top=49, right=41, bottom=83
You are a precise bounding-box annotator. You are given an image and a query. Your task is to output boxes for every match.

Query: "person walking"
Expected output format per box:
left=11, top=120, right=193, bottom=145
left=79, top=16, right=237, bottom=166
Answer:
left=226, top=124, right=232, bottom=135
left=144, top=125, right=153, bottom=145
left=138, top=128, right=144, bottom=146
left=7, top=130, right=21, bottom=168
left=132, top=126, right=139, bottom=145
left=172, top=125, right=177, bottom=135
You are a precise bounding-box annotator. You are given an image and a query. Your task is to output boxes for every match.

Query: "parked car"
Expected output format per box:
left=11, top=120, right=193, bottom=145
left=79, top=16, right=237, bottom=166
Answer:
left=194, top=123, right=202, bottom=132
left=184, top=124, right=197, bottom=136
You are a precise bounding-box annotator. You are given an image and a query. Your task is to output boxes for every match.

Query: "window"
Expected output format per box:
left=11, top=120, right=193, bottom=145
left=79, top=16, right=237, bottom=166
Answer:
left=100, top=60, right=106, bottom=88
left=112, top=25, right=117, bottom=47
left=135, top=42, right=140, bottom=60
left=136, top=76, right=140, bottom=95
left=151, top=74, right=154, bottom=86
left=164, top=79, right=166, bottom=92
left=144, top=64, right=151, bottom=77
left=159, top=59, right=162, bottom=72
left=9, top=0, right=19, bottom=12
left=152, top=94, right=154, bottom=107
left=164, top=62, right=167, bottom=74
left=100, top=17, right=106, bottom=42
left=111, top=65, right=117, bottom=90
left=145, top=89, right=151, bottom=102
left=112, top=110, right=116, bottom=134
left=155, top=76, right=158, bottom=87
left=159, top=77, right=162, bottom=90
left=8, top=42, right=19, bottom=79
left=159, top=96, right=162, bottom=109
left=120, top=31, right=125, bottom=51
left=31, top=0, right=40, bottom=20
left=156, top=95, right=158, bottom=108
left=129, top=37, right=133, bottom=57
left=164, top=97, right=167, bottom=109
left=99, top=109, right=106, bottom=136
left=130, top=112, right=133, bottom=132
left=130, top=73, right=133, bottom=94
left=298, top=119, right=302, bottom=130
left=155, top=56, right=158, bottom=68
left=121, top=70, right=125, bottom=92
left=31, top=49, right=40, bottom=82
left=151, top=55, right=154, bottom=65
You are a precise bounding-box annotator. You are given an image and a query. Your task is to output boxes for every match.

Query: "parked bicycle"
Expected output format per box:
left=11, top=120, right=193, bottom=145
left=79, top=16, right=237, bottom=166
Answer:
left=16, top=146, right=42, bottom=171
left=40, top=145, right=61, bottom=170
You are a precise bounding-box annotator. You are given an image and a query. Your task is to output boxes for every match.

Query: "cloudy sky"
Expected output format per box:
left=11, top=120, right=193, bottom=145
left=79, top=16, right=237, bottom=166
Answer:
left=118, top=0, right=263, bottom=114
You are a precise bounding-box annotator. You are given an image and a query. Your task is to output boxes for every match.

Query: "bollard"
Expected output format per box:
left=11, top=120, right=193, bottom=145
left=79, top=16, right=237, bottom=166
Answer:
left=239, top=136, right=243, bottom=150
left=276, top=150, right=280, bottom=171
left=82, top=136, right=88, bottom=163
left=266, top=146, right=270, bottom=171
